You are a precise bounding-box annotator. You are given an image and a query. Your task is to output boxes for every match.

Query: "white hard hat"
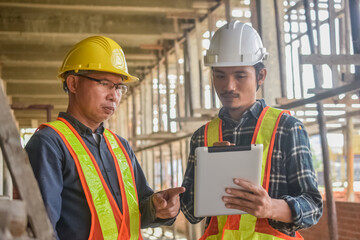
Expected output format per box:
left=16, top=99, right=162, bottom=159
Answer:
left=204, top=20, right=268, bottom=67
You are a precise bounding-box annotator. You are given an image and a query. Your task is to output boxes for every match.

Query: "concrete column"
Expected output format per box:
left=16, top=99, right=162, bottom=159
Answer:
left=256, top=0, right=282, bottom=106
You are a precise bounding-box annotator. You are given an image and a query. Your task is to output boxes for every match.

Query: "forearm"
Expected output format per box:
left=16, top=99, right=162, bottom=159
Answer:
left=269, top=198, right=292, bottom=223
left=140, top=194, right=176, bottom=228
left=282, top=193, right=323, bottom=228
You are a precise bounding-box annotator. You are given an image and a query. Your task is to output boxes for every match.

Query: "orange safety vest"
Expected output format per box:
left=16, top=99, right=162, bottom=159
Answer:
left=41, top=117, right=142, bottom=240
left=201, top=106, right=303, bottom=240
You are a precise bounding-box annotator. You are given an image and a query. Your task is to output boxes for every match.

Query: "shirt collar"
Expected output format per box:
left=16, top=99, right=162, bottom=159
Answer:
left=58, top=112, right=105, bottom=136
left=218, top=99, right=267, bottom=125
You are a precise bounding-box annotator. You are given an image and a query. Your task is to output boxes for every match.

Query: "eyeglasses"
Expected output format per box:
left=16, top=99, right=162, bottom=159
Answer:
left=77, top=74, right=128, bottom=95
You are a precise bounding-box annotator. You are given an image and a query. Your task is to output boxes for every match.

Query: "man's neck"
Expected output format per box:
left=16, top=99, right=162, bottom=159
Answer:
left=227, top=101, right=256, bottom=121
left=228, top=108, right=246, bottom=122
left=66, top=109, right=100, bottom=133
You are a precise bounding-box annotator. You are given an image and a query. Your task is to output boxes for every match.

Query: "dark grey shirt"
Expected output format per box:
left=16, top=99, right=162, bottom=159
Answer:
left=26, top=112, right=174, bottom=240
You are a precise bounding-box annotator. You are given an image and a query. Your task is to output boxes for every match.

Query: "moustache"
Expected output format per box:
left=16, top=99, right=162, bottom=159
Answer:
left=220, top=92, right=240, bottom=98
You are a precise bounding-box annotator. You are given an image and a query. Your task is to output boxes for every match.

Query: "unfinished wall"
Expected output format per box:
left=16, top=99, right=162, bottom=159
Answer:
left=300, top=201, right=360, bottom=240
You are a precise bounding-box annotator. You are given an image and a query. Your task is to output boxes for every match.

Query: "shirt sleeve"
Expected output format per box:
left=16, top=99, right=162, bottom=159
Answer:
left=275, top=118, right=323, bottom=231
left=25, top=129, right=63, bottom=239
left=180, top=129, right=205, bottom=224
left=119, top=137, right=176, bottom=228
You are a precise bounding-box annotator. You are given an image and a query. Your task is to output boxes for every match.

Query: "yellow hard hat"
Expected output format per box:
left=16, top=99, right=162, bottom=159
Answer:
left=58, top=36, right=138, bottom=83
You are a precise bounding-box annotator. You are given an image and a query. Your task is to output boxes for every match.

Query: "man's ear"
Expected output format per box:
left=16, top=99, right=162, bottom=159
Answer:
left=257, top=68, right=267, bottom=87
left=66, top=75, right=78, bottom=94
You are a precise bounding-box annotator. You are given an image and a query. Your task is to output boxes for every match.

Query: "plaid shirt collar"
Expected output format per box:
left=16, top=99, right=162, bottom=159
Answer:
left=218, top=99, right=267, bottom=127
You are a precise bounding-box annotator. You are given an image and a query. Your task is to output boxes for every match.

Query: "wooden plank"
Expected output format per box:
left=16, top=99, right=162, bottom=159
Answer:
left=0, top=199, right=27, bottom=238
left=0, top=87, right=54, bottom=239
left=299, top=54, right=360, bottom=65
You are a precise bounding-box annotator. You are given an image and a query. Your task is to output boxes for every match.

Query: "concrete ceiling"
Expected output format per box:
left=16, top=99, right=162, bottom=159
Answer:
left=0, top=0, right=220, bottom=128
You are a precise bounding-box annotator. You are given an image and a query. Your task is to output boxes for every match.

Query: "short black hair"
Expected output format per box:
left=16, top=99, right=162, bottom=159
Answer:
left=62, top=70, right=95, bottom=93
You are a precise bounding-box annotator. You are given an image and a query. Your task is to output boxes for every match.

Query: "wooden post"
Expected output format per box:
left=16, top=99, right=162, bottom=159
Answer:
left=346, top=117, right=355, bottom=201
left=132, top=93, right=137, bottom=147
left=150, top=69, right=155, bottom=133
left=159, top=146, right=163, bottom=190
left=207, top=11, right=217, bottom=109
left=152, top=149, right=156, bottom=190
left=0, top=148, right=2, bottom=196
left=157, top=61, right=162, bottom=131
left=195, top=18, right=204, bottom=109
left=0, top=86, right=54, bottom=239
left=164, top=45, right=171, bottom=132
left=173, top=18, right=183, bottom=131
left=328, top=0, right=341, bottom=87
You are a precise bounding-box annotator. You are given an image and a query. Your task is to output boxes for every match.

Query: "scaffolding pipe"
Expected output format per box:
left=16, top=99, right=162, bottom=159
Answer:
left=10, top=104, right=53, bottom=123
left=303, top=1, right=338, bottom=240
left=349, top=0, right=360, bottom=79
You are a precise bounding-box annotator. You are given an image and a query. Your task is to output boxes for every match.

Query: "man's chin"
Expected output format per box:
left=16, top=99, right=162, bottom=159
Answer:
left=223, top=105, right=242, bottom=111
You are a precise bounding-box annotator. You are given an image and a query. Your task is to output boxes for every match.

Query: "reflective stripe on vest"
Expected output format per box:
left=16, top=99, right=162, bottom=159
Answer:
left=200, top=107, right=303, bottom=240
left=43, top=118, right=141, bottom=240
left=104, top=128, right=140, bottom=240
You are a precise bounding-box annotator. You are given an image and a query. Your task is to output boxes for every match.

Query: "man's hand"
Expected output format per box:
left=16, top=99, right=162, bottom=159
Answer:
left=213, top=141, right=235, bottom=146
left=152, top=187, right=186, bottom=219
left=222, top=178, right=293, bottom=223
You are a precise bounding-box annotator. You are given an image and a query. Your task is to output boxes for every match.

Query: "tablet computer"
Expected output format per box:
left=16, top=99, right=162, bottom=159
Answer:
left=194, top=144, right=263, bottom=217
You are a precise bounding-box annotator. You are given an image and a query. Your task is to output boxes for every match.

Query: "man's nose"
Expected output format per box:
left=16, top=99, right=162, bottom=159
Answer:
left=223, top=76, right=237, bottom=91
left=108, top=87, right=122, bottom=102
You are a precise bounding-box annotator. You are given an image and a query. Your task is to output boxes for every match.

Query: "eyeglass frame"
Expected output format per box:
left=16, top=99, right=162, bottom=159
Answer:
left=76, top=74, right=128, bottom=95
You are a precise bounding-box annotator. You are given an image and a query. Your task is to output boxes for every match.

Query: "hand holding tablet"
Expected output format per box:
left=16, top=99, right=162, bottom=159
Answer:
left=194, top=144, right=263, bottom=217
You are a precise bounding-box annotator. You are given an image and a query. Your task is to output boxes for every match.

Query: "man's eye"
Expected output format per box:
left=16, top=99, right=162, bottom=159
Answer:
left=235, top=75, right=246, bottom=79
left=100, top=81, right=110, bottom=86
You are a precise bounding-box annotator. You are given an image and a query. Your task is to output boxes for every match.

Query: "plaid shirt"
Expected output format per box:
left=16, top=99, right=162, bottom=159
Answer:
left=180, top=99, right=323, bottom=236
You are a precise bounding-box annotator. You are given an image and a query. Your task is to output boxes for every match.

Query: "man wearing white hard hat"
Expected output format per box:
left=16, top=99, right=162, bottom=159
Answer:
left=180, top=21, right=322, bottom=239
left=26, top=36, right=185, bottom=240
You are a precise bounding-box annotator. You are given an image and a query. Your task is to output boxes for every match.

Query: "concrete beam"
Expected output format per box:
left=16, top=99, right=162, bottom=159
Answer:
left=0, top=1, right=201, bottom=14
left=0, top=32, right=174, bottom=47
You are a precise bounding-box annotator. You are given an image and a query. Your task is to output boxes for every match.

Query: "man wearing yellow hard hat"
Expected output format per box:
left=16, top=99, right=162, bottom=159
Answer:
left=25, top=36, right=185, bottom=240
